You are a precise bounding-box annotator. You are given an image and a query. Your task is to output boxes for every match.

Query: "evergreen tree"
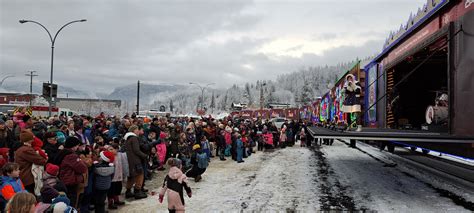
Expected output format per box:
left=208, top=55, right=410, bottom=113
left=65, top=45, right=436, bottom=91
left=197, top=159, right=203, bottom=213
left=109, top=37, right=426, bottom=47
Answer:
left=300, top=80, right=313, bottom=106
left=210, top=91, right=216, bottom=112
left=245, top=83, right=253, bottom=107
left=169, top=99, right=174, bottom=112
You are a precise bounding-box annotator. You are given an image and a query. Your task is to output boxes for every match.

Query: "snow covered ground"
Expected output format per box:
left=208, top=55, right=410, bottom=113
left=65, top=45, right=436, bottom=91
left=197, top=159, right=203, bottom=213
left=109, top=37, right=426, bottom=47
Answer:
left=119, top=141, right=473, bottom=212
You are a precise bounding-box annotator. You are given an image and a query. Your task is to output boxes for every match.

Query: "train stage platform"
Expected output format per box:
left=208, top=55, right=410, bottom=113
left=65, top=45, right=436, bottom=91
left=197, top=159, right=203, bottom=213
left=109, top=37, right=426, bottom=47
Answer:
left=307, top=126, right=474, bottom=143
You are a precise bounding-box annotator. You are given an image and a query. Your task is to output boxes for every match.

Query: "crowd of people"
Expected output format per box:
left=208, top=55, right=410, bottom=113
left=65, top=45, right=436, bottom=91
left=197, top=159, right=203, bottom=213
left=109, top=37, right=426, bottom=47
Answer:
left=0, top=107, right=311, bottom=213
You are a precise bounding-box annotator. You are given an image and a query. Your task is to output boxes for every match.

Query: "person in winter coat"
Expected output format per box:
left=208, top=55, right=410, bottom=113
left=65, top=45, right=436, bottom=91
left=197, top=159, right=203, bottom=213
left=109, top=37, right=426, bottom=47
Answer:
left=54, top=137, right=87, bottom=208
left=0, top=163, right=26, bottom=201
left=279, top=126, right=287, bottom=148
left=216, top=130, right=226, bottom=161
left=185, top=144, right=207, bottom=182
left=42, top=163, right=61, bottom=188
left=342, top=73, right=362, bottom=131
left=263, top=129, right=274, bottom=149
left=159, top=158, right=192, bottom=213
left=34, top=186, right=60, bottom=213
left=93, top=151, right=115, bottom=213
left=124, top=125, right=148, bottom=199
left=0, top=148, right=9, bottom=169
left=156, top=132, right=168, bottom=171
left=30, top=137, right=48, bottom=196
left=200, top=136, right=211, bottom=161
left=236, top=135, right=244, bottom=163
left=14, top=129, right=47, bottom=194
left=106, top=144, right=127, bottom=209
left=167, top=124, right=180, bottom=158
left=299, top=128, right=306, bottom=147
left=42, top=132, right=61, bottom=164
left=0, top=119, right=14, bottom=149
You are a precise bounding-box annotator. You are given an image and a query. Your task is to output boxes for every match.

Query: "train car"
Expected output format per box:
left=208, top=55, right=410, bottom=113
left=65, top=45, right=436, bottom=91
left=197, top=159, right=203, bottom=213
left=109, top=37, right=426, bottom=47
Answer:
left=363, top=0, right=474, bottom=158
left=308, top=0, right=474, bottom=159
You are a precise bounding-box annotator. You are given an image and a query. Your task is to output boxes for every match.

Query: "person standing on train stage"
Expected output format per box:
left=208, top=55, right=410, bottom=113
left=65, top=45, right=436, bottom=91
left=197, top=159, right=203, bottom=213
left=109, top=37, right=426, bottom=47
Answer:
left=342, top=74, right=363, bottom=131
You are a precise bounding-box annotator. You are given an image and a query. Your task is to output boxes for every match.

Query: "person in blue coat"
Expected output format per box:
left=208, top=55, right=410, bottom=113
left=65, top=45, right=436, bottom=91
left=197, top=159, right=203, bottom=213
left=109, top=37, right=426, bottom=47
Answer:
left=236, top=134, right=244, bottom=163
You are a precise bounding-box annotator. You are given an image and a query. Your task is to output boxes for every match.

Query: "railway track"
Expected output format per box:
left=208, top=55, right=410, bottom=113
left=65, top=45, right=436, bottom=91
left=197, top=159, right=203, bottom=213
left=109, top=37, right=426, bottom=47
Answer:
left=336, top=139, right=474, bottom=189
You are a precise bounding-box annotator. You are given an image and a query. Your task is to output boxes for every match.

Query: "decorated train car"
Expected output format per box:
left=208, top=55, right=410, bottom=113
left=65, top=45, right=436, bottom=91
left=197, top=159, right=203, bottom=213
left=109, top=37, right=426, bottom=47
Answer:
left=360, top=0, right=474, bottom=158
left=303, top=0, right=473, bottom=159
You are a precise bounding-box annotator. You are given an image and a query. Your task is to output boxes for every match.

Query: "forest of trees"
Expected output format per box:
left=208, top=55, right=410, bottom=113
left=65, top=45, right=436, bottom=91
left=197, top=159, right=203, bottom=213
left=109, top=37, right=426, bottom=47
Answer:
left=147, top=60, right=358, bottom=114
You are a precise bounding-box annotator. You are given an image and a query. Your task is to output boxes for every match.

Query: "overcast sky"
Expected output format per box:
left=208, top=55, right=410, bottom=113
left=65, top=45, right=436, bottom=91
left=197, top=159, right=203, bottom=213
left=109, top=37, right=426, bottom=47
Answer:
left=1, top=0, right=426, bottom=93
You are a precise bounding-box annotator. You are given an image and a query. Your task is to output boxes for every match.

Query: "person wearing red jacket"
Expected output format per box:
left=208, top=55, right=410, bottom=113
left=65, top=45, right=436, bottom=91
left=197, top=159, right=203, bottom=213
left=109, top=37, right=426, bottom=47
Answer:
left=54, top=137, right=87, bottom=208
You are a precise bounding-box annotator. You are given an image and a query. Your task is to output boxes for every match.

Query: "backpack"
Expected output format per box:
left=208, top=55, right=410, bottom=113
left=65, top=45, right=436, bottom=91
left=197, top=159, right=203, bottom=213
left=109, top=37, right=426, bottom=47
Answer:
left=196, top=153, right=208, bottom=169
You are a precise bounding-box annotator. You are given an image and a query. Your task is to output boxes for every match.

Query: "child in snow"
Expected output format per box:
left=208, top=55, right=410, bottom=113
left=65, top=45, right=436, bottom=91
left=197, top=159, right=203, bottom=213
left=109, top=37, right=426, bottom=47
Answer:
left=106, top=143, right=127, bottom=209
left=93, top=151, right=115, bottom=213
left=159, top=158, right=192, bottom=213
left=236, top=134, right=244, bottom=163
left=185, top=144, right=208, bottom=182
left=200, top=136, right=211, bottom=161
left=299, top=128, right=306, bottom=147
left=156, top=132, right=168, bottom=171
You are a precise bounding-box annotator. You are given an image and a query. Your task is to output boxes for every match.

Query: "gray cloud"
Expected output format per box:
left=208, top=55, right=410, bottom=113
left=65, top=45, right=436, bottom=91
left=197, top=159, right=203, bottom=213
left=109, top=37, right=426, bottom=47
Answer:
left=1, top=0, right=426, bottom=94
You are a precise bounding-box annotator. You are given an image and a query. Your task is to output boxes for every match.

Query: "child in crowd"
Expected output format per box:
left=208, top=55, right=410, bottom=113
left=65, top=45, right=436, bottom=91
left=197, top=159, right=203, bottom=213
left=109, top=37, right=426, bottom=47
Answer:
left=42, top=163, right=61, bottom=188
left=93, top=151, right=115, bottom=213
left=107, top=144, right=127, bottom=209
left=159, top=158, right=192, bottom=213
left=236, top=134, right=244, bottom=163
left=1, top=163, right=25, bottom=206
left=156, top=132, right=168, bottom=171
left=200, top=136, right=211, bottom=161
left=5, top=192, right=36, bottom=213
left=34, top=186, right=60, bottom=213
left=31, top=137, right=48, bottom=196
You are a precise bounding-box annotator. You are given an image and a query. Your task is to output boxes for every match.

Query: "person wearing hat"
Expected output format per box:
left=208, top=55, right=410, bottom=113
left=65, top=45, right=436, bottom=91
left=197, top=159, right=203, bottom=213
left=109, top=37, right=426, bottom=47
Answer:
left=35, top=186, right=60, bottom=213
left=42, top=163, right=61, bottom=188
left=123, top=125, right=148, bottom=199
left=14, top=129, right=47, bottom=194
left=158, top=158, right=192, bottom=212
left=150, top=117, right=161, bottom=136
left=0, top=119, right=14, bottom=150
left=43, top=132, right=61, bottom=164
left=93, top=151, right=115, bottom=213
left=54, top=137, right=87, bottom=208
left=342, top=73, right=362, bottom=131
left=185, top=144, right=207, bottom=182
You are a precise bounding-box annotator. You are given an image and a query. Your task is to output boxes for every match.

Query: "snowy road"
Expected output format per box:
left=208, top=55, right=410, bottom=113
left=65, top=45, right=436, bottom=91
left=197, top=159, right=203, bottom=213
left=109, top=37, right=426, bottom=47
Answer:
left=120, top=141, right=473, bottom=212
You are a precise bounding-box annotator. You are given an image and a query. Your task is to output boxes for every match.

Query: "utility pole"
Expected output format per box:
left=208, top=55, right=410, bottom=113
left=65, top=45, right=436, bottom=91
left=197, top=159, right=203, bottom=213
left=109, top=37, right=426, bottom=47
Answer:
left=136, top=80, right=140, bottom=115
left=25, top=71, right=38, bottom=106
left=260, top=82, right=266, bottom=109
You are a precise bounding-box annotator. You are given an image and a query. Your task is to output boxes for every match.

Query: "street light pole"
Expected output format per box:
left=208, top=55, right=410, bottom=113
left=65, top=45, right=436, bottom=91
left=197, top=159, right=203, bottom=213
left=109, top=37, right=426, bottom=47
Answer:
left=189, top=82, right=215, bottom=112
left=19, top=19, right=87, bottom=117
left=25, top=71, right=38, bottom=106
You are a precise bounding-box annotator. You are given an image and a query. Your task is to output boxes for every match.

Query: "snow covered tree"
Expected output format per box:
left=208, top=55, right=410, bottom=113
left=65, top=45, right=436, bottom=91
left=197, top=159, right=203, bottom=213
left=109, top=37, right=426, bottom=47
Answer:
left=210, top=91, right=215, bottom=113
left=169, top=99, right=174, bottom=112
left=300, top=80, right=313, bottom=106
left=244, top=83, right=253, bottom=107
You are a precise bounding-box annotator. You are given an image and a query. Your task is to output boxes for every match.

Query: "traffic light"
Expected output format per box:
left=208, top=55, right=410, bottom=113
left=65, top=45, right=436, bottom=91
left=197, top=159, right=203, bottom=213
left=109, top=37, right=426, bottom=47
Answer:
left=42, top=83, right=58, bottom=98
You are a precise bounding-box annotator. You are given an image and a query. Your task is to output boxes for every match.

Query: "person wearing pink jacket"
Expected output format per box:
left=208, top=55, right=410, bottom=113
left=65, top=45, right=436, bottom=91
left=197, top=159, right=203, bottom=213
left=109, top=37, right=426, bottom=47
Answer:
left=159, top=158, right=192, bottom=213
